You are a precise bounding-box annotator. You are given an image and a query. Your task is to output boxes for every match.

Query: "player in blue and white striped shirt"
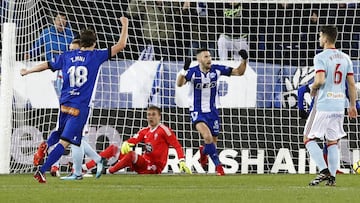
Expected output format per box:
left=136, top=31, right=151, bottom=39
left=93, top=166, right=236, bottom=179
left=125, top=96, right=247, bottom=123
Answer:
left=177, top=48, right=248, bottom=175
left=303, top=25, right=357, bottom=186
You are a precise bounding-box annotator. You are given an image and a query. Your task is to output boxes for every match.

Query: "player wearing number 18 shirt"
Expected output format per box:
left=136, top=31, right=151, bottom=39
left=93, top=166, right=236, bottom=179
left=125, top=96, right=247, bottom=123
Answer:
left=21, top=17, right=129, bottom=183
left=303, top=25, right=357, bottom=186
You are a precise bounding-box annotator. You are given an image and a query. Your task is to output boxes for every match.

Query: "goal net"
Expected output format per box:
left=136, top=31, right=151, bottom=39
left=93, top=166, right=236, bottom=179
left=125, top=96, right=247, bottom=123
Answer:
left=1, top=0, right=360, bottom=174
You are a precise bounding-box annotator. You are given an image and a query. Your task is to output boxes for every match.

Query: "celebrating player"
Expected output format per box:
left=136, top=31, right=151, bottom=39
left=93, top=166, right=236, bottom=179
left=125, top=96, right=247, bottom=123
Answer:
left=21, top=16, right=129, bottom=183
left=303, top=25, right=357, bottom=186
left=176, top=48, right=248, bottom=175
left=107, top=106, right=191, bottom=175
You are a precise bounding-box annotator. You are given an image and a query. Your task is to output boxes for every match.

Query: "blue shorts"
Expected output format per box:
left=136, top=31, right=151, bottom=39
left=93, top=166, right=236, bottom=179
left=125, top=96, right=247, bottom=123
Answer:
left=190, top=111, right=220, bottom=136
left=57, top=103, right=90, bottom=146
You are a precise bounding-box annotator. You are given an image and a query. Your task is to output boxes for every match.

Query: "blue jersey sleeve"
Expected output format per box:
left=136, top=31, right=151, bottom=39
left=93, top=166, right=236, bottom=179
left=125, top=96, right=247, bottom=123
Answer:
left=94, top=48, right=111, bottom=62
left=214, top=65, right=232, bottom=76
left=48, top=53, right=64, bottom=71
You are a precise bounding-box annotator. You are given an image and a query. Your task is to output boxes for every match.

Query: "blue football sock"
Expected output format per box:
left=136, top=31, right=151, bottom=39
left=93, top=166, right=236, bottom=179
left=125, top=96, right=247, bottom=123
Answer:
left=40, top=144, right=64, bottom=174
left=47, top=131, right=60, bottom=147
left=204, top=143, right=220, bottom=166
left=305, top=141, right=327, bottom=172
left=327, top=144, right=339, bottom=177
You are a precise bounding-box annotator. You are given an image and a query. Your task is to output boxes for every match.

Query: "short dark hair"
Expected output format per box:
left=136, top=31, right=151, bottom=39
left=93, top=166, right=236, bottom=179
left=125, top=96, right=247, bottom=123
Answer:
left=147, top=105, right=161, bottom=115
left=320, top=25, right=338, bottom=44
left=196, top=48, right=209, bottom=55
left=71, top=39, right=81, bottom=45
left=80, top=29, right=96, bottom=48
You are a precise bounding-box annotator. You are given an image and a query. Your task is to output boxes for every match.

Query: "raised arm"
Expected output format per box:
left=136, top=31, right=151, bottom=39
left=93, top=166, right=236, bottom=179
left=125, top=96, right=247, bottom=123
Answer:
left=176, top=57, right=192, bottom=87
left=231, top=49, right=248, bottom=76
left=20, top=62, right=49, bottom=76
left=111, top=17, right=129, bottom=57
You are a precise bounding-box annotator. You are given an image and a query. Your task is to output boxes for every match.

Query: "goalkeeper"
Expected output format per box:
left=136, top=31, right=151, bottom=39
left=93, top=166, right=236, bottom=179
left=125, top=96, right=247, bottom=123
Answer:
left=108, top=106, right=191, bottom=174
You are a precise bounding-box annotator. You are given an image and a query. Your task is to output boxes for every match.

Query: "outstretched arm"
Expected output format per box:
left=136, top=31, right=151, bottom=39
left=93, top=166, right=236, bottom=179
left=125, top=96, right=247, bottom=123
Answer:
left=111, top=17, right=129, bottom=57
left=20, top=62, right=49, bottom=76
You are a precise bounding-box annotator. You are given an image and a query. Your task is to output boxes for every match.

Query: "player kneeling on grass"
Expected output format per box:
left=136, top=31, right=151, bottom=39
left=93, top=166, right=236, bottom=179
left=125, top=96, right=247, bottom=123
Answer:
left=107, top=106, right=192, bottom=174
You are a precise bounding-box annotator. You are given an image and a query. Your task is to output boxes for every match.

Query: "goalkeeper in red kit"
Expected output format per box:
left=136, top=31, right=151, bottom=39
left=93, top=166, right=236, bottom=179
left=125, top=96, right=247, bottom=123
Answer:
left=108, top=106, right=191, bottom=174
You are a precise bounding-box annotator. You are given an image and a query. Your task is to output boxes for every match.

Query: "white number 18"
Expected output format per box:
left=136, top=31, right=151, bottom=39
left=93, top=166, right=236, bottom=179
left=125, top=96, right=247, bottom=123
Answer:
left=67, top=66, right=88, bottom=87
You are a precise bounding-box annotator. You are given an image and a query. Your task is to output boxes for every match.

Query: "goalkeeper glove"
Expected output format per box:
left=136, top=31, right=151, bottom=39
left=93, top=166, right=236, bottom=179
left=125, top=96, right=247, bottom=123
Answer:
left=238, top=49, right=248, bottom=60
left=121, top=141, right=135, bottom=154
left=179, top=160, right=192, bottom=174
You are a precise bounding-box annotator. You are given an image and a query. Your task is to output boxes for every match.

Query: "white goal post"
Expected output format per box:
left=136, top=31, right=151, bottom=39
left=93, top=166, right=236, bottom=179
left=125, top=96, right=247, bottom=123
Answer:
left=1, top=0, right=360, bottom=174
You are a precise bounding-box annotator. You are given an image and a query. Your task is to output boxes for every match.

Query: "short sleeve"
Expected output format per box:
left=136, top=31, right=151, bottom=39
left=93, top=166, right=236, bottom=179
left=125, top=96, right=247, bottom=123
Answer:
left=347, top=57, right=354, bottom=76
left=314, top=55, right=326, bottom=73
left=95, top=48, right=111, bottom=62
left=48, top=54, right=64, bottom=72
left=215, top=65, right=232, bottom=76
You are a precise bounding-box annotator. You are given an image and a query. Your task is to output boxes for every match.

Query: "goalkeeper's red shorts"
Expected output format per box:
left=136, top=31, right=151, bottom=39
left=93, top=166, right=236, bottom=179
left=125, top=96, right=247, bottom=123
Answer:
left=132, top=155, right=159, bottom=174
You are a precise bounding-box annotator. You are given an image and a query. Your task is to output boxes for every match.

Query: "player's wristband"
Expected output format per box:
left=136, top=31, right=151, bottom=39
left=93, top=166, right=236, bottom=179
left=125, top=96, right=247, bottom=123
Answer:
left=178, top=158, right=185, bottom=162
left=179, top=69, right=188, bottom=77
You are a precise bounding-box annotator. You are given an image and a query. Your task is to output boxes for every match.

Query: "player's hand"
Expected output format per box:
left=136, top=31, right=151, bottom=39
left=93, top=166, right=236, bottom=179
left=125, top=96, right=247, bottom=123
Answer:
left=183, top=57, right=191, bottom=71
left=299, top=109, right=308, bottom=119
left=179, top=160, right=192, bottom=174
left=238, top=49, right=248, bottom=60
left=180, top=57, right=191, bottom=76
left=20, top=68, right=28, bottom=76
left=120, top=16, right=129, bottom=26
left=310, top=88, right=318, bottom=97
left=121, top=141, right=135, bottom=154
left=348, top=106, right=358, bottom=119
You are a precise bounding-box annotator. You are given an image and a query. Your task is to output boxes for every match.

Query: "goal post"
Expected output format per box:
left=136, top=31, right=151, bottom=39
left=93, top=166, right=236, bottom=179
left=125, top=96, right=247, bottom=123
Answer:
left=0, top=22, right=16, bottom=173
left=2, top=0, right=360, bottom=174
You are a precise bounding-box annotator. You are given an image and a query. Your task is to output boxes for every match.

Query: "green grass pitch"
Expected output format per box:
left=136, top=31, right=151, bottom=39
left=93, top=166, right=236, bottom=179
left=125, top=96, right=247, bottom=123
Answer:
left=0, top=174, right=358, bottom=203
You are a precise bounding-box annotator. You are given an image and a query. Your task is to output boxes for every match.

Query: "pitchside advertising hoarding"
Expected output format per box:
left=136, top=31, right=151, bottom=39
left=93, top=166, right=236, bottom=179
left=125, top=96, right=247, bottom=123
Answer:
left=9, top=60, right=360, bottom=173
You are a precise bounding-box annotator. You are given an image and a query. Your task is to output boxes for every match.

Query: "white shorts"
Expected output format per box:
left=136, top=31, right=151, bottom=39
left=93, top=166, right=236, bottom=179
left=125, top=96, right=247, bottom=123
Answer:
left=303, top=111, right=346, bottom=141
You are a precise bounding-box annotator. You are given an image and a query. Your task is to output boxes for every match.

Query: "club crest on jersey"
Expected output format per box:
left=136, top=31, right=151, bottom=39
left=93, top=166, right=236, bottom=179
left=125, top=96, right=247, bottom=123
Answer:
left=209, top=72, right=216, bottom=79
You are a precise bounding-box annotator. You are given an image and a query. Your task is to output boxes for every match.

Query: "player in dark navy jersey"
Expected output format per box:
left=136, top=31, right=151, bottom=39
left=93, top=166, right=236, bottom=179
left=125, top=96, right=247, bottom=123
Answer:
left=21, top=17, right=129, bottom=183
left=176, top=48, right=248, bottom=175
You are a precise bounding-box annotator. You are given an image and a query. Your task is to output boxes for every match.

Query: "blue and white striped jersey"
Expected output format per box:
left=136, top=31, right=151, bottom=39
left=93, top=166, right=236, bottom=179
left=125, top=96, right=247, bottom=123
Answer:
left=184, top=64, right=232, bottom=113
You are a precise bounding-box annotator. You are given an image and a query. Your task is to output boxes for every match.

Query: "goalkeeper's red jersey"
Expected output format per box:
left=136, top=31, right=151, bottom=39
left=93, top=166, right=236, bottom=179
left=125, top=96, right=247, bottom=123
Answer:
left=127, top=123, right=185, bottom=173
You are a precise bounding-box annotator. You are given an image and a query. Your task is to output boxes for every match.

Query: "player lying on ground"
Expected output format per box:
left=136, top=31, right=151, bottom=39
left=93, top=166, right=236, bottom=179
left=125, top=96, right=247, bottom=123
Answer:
left=107, top=106, right=192, bottom=174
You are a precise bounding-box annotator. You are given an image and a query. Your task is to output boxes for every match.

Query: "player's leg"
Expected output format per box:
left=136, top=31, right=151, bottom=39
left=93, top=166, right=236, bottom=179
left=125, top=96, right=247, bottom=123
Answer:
left=34, top=139, right=71, bottom=183
left=81, top=139, right=105, bottom=178
left=83, top=144, right=118, bottom=171
left=217, top=34, right=230, bottom=60
left=195, top=122, right=223, bottom=175
left=324, top=114, right=346, bottom=186
left=303, top=111, right=330, bottom=185
left=108, top=151, right=137, bottom=174
left=33, top=130, right=61, bottom=166
left=325, top=141, right=338, bottom=186
left=233, top=37, right=249, bottom=60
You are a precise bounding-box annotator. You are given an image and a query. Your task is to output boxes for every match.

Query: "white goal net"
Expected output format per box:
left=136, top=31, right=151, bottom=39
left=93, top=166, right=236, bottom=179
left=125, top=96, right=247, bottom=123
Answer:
left=1, top=0, right=360, bottom=174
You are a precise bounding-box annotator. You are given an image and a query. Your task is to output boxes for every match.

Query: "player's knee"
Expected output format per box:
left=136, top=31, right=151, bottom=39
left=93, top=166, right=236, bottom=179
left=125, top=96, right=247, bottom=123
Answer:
left=326, top=140, right=338, bottom=147
left=303, top=137, right=314, bottom=145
